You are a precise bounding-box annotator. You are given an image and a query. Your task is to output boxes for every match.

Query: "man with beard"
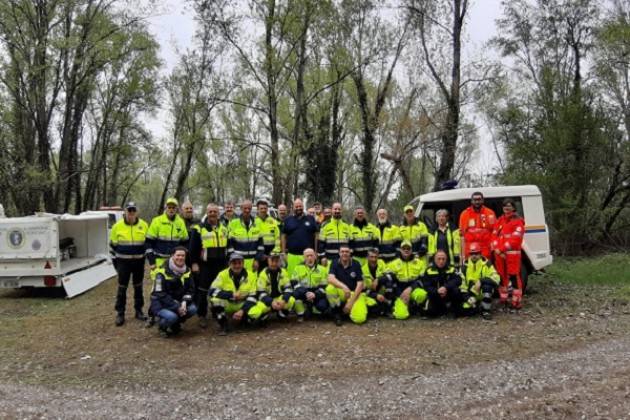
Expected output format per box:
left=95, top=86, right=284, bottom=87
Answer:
left=459, top=192, right=496, bottom=260
left=318, top=202, right=350, bottom=268
left=375, top=208, right=401, bottom=263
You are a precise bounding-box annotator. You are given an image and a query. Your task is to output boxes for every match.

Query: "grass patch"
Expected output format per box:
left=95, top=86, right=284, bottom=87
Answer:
left=546, top=253, right=630, bottom=286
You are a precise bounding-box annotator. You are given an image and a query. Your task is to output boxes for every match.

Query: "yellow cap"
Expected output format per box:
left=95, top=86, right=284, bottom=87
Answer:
left=401, top=240, right=412, bottom=249
left=166, top=197, right=179, bottom=206
left=403, top=205, right=414, bottom=213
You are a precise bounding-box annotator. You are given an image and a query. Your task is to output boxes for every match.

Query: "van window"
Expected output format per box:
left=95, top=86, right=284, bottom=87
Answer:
left=420, top=197, right=523, bottom=230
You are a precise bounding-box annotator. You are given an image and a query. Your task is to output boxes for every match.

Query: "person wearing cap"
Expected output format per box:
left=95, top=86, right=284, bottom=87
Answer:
left=375, top=208, right=401, bottom=263
left=459, top=191, right=496, bottom=260
left=399, top=205, right=429, bottom=260
left=348, top=206, right=380, bottom=266
left=460, top=242, right=500, bottom=319
left=318, top=202, right=350, bottom=268
left=491, top=198, right=525, bottom=310
left=421, top=249, right=463, bottom=317
left=385, top=240, right=428, bottom=319
left=248, top=248, right=294, bottom=321
left=254, top=199, right=280, bottom=272
left=149, top=246, right=197, bottom=336
left=227, top=200, right=264, bottom=272
left=326, top=245, right=367, bottom=325
left=361, top=248, right=390, bottom=316
left=146, top=197, right=189, bottom=272
left=189, top=203, right=229, bottom=328
left=209, top=252, right=259, bottom=335
left=109, top=202, right=149, bottom=326
left=290, top=248, right=329, bottom=322
left=428, top=209, right=461, bottom=267
left=281, top=198, right=319, bottom=275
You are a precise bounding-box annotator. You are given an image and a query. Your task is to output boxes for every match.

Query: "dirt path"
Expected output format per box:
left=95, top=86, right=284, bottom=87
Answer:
left=1, top=335, right=629, bottom=419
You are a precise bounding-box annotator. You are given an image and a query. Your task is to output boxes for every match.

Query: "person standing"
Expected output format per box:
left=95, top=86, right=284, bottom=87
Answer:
left=428, top=209, right=461, bottom=267
left=318, top=202, right=350, bottom=267
left=459, top=192, right=496, bottom=260
left=109, top=202, right=149, bottom=326
left=281, top=198, right=319, bottom=275
left=255, top=199, right=280, bottom=271
left=348, top=206, right=379, bottom=266
left=492, top=198, right=525, bottom=310
left=180, top=200, right=199, bottom=234
left=146, top=197, right=189, bottom=272
left=375, top=208, right=401, bottom=263
left=189, top=203, right=229, bottom=328
left=277, top=203, right=288, bottom=232
left=399, top=205, right=429, bottom=260
left=220, top=201, right=236, bottom=227
left=227, top=200, right=264, bottom=272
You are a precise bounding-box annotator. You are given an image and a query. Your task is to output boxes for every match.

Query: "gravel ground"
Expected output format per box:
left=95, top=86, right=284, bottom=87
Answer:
left=1, top=274, right=630, bottom=419
left=1, top=336, right=629, bottom=419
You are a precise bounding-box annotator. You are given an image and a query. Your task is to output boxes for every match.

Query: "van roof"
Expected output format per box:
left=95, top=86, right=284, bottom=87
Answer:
left=418, top=185, right=541, bottom=203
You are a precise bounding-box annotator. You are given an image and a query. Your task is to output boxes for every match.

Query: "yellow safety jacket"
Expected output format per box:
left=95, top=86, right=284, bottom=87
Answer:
left=255, top=215, right=280, bottom=256
left=460, top=257, right=500, bottom=293
left=318, top=218, right=350, bottom=260
left=109, top=217, right=149, bottom=260
left=386, top=256, right=427, bottom=284
left=349, top=221, right=380, bottom=259
left=399, top=219, right=429, bottom=257
left=428, top=224, right=461, bottom=264
left=146, top=213, right=189, bottom=263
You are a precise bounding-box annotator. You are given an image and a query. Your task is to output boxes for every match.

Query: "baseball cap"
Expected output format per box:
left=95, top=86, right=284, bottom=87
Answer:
left=403, top=205, right=414, bottom=213
left=229, top=252, right=244, bottom=263
left=166, top=197, right=179, bottom=206
left=125, top=201, right=137, bottom=210
left=401, top=240, right=412, bottom=249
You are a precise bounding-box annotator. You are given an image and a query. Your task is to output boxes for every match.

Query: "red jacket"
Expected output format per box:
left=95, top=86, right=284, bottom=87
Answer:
left=491, top=214, right=525, bottom=253
left=459, top=206, right=496, bottom=249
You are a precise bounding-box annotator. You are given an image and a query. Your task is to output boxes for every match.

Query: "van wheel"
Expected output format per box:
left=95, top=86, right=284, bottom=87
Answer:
left=521, top=264, right=529, bottom=293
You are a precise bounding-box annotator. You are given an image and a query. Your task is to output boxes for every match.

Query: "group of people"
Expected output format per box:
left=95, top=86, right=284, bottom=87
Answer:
left=108, top=192, right=526, bottom=337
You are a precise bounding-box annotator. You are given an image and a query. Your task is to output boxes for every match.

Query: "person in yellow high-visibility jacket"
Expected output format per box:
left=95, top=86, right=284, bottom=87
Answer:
left=460, top=242, right=500, bottom=319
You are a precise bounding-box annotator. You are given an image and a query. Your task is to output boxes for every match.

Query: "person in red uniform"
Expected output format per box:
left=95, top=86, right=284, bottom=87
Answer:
left=459, top=191, right=496, bottom=260
left=491, top=198, right=525, bottom=309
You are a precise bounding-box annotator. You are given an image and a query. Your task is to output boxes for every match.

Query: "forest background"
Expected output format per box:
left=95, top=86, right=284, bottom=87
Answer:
left=0, top=0, right=627, bottom=255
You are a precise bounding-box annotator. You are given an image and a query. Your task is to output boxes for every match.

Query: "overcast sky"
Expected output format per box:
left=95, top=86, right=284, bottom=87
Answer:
left=144, top=0, right=504, bottom=175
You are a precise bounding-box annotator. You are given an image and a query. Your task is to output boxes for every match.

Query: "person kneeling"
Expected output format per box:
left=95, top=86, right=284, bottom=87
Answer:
left=149, top=246, right=198, bottom=337
left=326, top=246, right=367, bottom=326
left=422, top=250, right=463, bottom=317
left=209, top=253, right=258, bottom=335
left=291, top=248, right=329, bottom=322
left=249, top=249, right=295, bottom=322
left=460, top=242, right=500, bottom=319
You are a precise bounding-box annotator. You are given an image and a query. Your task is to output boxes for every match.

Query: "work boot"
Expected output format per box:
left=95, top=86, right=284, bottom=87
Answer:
left=334, top=310, right=343, bottom=326
left=145, top=316, right=155, bottom=328
left=217, top=315, right=228, bottom=336
left=135, top=310, right=147, bottom=321
left=115, top=313, right=125, bottom=326
left=277, top=310, right=289, bottom=319
left=158, top=324, right=169, bottom=338
left=511, top=289, right=523, bottom=310
left=481, top=310, right=492, bottom=320
left=296, top=315, right=305, bottom=323
left=199, top=316, right=208, bottom=329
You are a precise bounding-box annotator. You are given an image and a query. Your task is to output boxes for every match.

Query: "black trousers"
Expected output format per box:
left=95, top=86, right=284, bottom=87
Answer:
left=115, top=259, right=145, bottom=314
left=425, top=286, right=463, bottom=317
left=196, top=258, right=228, bottom=318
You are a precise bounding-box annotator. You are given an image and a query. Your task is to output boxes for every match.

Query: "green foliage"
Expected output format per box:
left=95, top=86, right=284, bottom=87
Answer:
left=547, top=254, right=630, bottom=286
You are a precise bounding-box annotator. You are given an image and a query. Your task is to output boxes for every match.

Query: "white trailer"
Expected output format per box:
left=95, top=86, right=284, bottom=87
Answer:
left=0, top=213, right=116, bottom=298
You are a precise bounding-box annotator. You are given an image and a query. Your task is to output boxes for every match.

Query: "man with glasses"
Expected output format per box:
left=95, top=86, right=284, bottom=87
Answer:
left=109, top=202, right=149, bottom=326
left=459, top=192, right=496, bottom=260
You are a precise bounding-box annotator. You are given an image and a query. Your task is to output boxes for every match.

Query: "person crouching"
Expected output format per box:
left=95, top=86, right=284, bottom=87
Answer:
left=149, top=246, right=197, bottom=337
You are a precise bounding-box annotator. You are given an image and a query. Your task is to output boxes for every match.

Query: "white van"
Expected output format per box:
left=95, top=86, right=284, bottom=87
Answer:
left=409, top=185, right=553, bottom=288
left=0, top=213, right=116, bottom=297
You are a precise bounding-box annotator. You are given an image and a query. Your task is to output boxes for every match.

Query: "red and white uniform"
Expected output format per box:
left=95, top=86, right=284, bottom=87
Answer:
left=491, top=214, right=525, bottom=308
left=459, top=206, right=496, bottom=259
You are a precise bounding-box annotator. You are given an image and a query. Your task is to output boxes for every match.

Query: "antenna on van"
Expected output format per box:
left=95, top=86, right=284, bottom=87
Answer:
left=440, top=180, right=458, bottom=191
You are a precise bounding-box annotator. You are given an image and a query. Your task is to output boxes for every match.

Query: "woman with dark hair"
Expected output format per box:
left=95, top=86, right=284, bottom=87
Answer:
left=491, top=198, right=525, bottom=310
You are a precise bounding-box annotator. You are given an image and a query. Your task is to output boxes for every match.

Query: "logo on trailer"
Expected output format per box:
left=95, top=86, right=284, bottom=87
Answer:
left=8, top=229, right=25, bottom=249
